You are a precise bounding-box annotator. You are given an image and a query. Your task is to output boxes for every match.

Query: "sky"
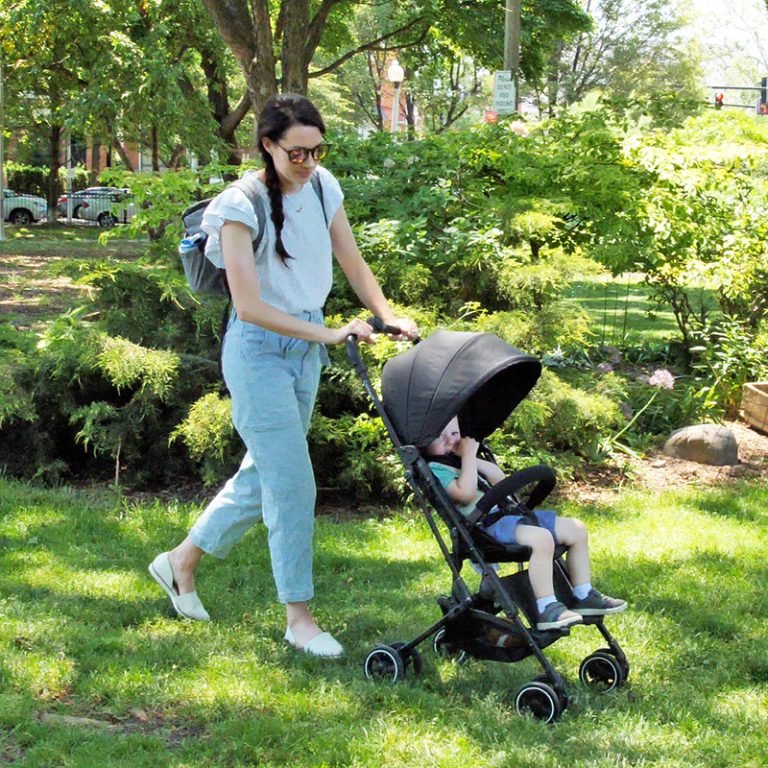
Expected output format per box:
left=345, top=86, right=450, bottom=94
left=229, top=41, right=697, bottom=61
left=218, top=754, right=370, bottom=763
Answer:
left=686, top=0, right=768, bottom=87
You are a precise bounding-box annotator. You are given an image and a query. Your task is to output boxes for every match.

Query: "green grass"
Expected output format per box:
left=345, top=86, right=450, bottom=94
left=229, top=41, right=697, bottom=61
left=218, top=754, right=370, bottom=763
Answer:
left=1, top=478, right=767, bottom=766
left=562, top=275, right=720, bottom=347
left=0, top=224, right=147, bottom=328
left=0, top=223, right=146, bottom=258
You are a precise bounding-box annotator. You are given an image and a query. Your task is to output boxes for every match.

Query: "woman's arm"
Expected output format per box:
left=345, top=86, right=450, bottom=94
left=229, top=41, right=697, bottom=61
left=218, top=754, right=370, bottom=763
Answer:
left=222, top=221, right=373, bottom=345
left=330, top=205, right=417, bottom=337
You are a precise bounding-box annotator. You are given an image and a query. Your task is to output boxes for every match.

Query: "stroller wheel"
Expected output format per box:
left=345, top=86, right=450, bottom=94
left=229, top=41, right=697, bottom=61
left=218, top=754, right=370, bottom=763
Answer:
left=514, top=680, right=562, bottom=724
left=533, top=674, right=568, bottom=712
left=390, top=641, right=423, bottom=676
left=579, top=651, right=625, bottom=692
left=363, top=644, right=406, bottom=683
left=433, top=628, right=469, bottom=665
left=597, top=647, right=630, bottom=681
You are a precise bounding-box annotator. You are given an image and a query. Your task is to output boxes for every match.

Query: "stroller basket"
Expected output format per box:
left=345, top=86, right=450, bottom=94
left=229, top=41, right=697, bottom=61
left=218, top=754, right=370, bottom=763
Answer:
left=346, top=326, right=629, bottom=722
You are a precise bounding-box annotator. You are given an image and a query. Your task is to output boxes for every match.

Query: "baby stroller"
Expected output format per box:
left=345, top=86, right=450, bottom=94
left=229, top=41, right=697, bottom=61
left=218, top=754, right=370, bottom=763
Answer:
left=346, top=325, right=629, bottom=722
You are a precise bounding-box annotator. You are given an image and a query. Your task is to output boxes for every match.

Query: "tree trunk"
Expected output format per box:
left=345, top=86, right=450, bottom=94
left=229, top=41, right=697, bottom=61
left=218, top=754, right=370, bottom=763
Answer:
left=546, top=42, right=564, bottom=118
left=195, top=46, right=249, bottom=165
left=151, top=125, right=160, bottom=171
left=112, top=140, right=135, bottom=172
left=203, top=0, right=277, bottom=145
left=89, top=138, right=101, bottom=186
left=281, top=0, right=310, bottom=93
left=405, top=92, right=416, bottom=140
left=47, top=124, right=63, bottom=222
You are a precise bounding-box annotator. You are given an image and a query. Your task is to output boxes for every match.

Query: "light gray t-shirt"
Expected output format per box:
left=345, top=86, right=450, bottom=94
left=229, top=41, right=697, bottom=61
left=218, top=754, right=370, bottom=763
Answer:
left=200, top=165, right=344, bottom=314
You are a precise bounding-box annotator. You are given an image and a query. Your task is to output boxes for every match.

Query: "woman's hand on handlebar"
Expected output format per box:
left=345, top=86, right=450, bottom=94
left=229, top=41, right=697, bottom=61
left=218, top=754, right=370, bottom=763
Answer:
left=329, top=318, right=375, bottom=345
left=388, top=317, right=419, bottom=341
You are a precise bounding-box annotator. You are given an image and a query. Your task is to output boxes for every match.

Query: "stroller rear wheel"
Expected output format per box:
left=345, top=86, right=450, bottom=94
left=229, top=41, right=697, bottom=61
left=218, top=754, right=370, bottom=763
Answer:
left=433, top=628, right=469, bottom=665
left=363, top=644, right=406, bottom=683
left=579, top=650, right=625, bottom=692
left=514, top=680, right=562, bottom=723
left=390, top=641, right=423, bottom=676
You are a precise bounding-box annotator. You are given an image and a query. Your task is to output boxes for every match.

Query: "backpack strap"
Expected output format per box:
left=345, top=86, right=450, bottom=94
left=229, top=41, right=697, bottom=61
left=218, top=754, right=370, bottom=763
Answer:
left=230, top=175, right=267, bottom=250
left=310, top=173, right=329, bottom=228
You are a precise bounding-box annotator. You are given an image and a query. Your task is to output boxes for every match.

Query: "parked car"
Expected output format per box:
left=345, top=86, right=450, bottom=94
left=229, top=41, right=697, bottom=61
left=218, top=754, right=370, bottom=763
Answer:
left=57, top=186, right=136, bottom=227
left=2, top=189, right=48, bottom=225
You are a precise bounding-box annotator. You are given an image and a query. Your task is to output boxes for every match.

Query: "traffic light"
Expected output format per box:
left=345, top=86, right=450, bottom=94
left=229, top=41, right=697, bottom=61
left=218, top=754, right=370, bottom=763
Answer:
left=714, top=92, right=724, bottom=110
left=760, top=77, right=768, bottom=114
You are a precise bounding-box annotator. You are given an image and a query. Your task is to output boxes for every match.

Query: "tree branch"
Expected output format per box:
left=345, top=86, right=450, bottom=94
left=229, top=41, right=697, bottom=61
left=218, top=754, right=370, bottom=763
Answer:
left=309, top=17, right=429, bottom=79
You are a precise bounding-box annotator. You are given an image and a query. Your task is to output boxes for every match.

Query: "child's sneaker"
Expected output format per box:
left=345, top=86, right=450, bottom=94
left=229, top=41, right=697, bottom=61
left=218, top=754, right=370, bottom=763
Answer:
left=536, top=601, right=583, bottom=631
left=572, top=588, right=627, bottom=616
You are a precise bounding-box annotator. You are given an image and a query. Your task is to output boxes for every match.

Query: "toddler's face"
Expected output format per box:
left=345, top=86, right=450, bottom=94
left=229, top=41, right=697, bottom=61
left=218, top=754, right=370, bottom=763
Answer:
left=428, top=417, right=461, bottom=455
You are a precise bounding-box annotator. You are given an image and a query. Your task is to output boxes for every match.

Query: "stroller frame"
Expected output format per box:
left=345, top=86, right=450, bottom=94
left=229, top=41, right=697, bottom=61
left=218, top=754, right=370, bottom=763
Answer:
left=346, top=332, right=629, bottom=722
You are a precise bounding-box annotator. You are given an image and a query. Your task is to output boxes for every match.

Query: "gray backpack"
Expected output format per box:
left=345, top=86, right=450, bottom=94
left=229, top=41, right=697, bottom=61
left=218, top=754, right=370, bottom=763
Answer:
left=179, top=173, right=327, bottom=296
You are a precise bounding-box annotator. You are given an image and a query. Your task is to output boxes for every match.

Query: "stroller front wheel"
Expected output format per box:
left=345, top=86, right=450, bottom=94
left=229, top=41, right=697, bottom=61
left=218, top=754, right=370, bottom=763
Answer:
left=514, top=680, right=562, bottom=723
left=579, top=650, right=625, bottom=692
left=363, top=644, right=406, bottom=683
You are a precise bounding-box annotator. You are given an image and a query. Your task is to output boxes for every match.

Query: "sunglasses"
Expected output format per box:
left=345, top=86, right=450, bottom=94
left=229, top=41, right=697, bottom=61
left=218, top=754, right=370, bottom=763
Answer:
left=276, top=142, right=332, bottom=165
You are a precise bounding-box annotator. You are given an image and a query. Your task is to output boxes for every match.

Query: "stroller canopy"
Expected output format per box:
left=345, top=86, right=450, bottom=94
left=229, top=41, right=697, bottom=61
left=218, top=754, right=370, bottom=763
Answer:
left=381, top=330, right=541, bottom=448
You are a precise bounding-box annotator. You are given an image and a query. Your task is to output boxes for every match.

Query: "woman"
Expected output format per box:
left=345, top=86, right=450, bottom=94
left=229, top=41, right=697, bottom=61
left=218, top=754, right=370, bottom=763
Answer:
left=149, top=93, right=417, bottom=658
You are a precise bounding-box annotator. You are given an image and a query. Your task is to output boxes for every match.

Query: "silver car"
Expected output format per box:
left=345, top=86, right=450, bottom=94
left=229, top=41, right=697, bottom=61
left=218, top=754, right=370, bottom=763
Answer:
left=57, top=186, right=136, bottom=227
left=2, top=189, right=48, bottom=225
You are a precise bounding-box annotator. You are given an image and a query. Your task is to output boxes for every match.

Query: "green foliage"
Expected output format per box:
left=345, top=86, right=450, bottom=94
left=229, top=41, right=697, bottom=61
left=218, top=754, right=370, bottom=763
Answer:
left=310, top=412, right=405, bottom=501
left=170, top=393, right=239, bottom=487
left=509, top=369, right=625, bottom=458
left=691, top=317, right=768, bottom=417
left=97, top=336, right=180, bottom=401
left=6, top=109, right=768, bottom=495
left=3, top=162, right=90, bottom=197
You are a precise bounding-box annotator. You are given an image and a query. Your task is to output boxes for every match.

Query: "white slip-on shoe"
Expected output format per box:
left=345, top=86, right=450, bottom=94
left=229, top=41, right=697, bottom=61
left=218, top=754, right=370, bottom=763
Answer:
left=148, top=552, right=210, bottom=621
left=284, top=627, right=343, bottom=658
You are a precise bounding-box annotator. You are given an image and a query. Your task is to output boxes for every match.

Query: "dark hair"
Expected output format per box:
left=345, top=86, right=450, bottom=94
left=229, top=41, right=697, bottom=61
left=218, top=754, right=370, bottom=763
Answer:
left=257, top=93, right=326, bottom=264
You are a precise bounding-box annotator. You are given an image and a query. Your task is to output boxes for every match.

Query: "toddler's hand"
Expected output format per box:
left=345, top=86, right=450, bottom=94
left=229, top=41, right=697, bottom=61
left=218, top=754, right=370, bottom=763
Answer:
left=454, top=437, right=479, bottom=458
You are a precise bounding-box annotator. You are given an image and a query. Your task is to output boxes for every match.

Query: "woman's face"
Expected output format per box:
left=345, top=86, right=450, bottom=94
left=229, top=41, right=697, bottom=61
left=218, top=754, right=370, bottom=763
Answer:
left=427, top=417, right=461, bottom=456
left=262, top=123, right=324, bottom=193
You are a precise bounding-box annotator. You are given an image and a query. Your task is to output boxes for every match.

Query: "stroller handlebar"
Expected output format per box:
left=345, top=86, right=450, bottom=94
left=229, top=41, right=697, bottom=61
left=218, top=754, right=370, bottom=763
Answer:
left=345, top=316, right=419, bottom=374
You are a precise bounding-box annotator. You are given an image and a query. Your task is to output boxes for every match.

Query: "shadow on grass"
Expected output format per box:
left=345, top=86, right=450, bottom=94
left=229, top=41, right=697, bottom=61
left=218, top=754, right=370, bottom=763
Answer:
left=3, top=480, right=768, bottom=767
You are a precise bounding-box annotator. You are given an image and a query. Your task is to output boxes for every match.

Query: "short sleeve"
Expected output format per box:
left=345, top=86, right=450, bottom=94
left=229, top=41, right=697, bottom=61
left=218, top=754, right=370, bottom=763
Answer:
left=201, top=183, right=265, bottom=269
left=428, top=462, right=458, bottom=490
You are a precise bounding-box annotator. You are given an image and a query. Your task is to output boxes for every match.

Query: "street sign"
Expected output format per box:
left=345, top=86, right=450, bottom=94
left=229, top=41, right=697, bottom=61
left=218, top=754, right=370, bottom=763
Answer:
left=493, top=70, right=517, bottom=114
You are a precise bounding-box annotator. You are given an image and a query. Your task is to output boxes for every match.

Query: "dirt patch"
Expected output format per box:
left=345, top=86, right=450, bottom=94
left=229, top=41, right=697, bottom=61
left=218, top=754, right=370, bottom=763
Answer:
left=38, top=710, right=208, bottom=748
left=564, top=419, right=768, bottom=505
left=0, top=234, right=145, bottom=330
left=0, top=254, right=91, bottom=327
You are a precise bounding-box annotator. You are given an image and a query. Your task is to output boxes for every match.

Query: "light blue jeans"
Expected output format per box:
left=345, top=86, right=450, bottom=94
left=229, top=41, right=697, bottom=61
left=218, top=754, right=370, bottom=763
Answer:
left=188, top=309, right=327, bottom=604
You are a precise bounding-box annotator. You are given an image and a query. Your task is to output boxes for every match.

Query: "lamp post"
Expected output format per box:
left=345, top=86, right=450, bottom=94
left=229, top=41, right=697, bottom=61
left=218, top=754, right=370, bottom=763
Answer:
left=387, top=59, right=404, bottom=134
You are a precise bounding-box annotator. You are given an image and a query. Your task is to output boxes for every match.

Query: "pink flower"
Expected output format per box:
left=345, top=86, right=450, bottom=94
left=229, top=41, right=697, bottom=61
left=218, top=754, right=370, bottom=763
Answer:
left=596, top=362, right=614, bottom=375
left=648, top=369, right=675, bottom=390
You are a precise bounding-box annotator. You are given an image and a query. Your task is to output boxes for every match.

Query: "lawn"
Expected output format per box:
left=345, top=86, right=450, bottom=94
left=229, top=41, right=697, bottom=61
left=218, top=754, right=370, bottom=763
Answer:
left=562, top=275, right=720, bottom=347
left=1, top=478, right=767, bottom=767
left=0, top=224, right=146, bottom=329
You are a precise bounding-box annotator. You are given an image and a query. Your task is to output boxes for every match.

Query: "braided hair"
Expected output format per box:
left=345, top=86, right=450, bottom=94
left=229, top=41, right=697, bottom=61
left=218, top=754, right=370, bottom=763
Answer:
left=257, top=93, right=326, bottom=265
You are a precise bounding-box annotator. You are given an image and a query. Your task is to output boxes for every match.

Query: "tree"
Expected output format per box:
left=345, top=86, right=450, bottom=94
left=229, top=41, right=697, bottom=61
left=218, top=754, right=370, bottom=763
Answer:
left=539, top=0, right=701, bottom=117
left=201, top=0, right=431, bottom=134
left=1, top=0, right=117, bottom=214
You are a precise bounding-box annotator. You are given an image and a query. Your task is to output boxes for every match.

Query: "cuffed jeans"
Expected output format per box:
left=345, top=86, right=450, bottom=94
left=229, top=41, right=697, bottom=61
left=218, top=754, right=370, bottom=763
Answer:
left=188, top=310, right=327, bottom=604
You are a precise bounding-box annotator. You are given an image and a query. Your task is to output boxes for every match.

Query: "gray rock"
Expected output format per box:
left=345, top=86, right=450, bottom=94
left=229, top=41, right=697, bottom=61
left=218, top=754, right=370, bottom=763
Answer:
left=663, top=424, right=739, bottom=466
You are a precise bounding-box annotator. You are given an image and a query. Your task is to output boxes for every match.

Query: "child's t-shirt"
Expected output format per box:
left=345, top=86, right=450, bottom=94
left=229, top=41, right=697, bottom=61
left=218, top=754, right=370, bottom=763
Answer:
left=428, top=462, right=484, bottom=518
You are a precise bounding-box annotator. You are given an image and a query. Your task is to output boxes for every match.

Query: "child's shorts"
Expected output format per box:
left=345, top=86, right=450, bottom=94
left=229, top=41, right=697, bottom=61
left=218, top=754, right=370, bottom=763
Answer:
left=482, top=509, right=558, bottom=546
